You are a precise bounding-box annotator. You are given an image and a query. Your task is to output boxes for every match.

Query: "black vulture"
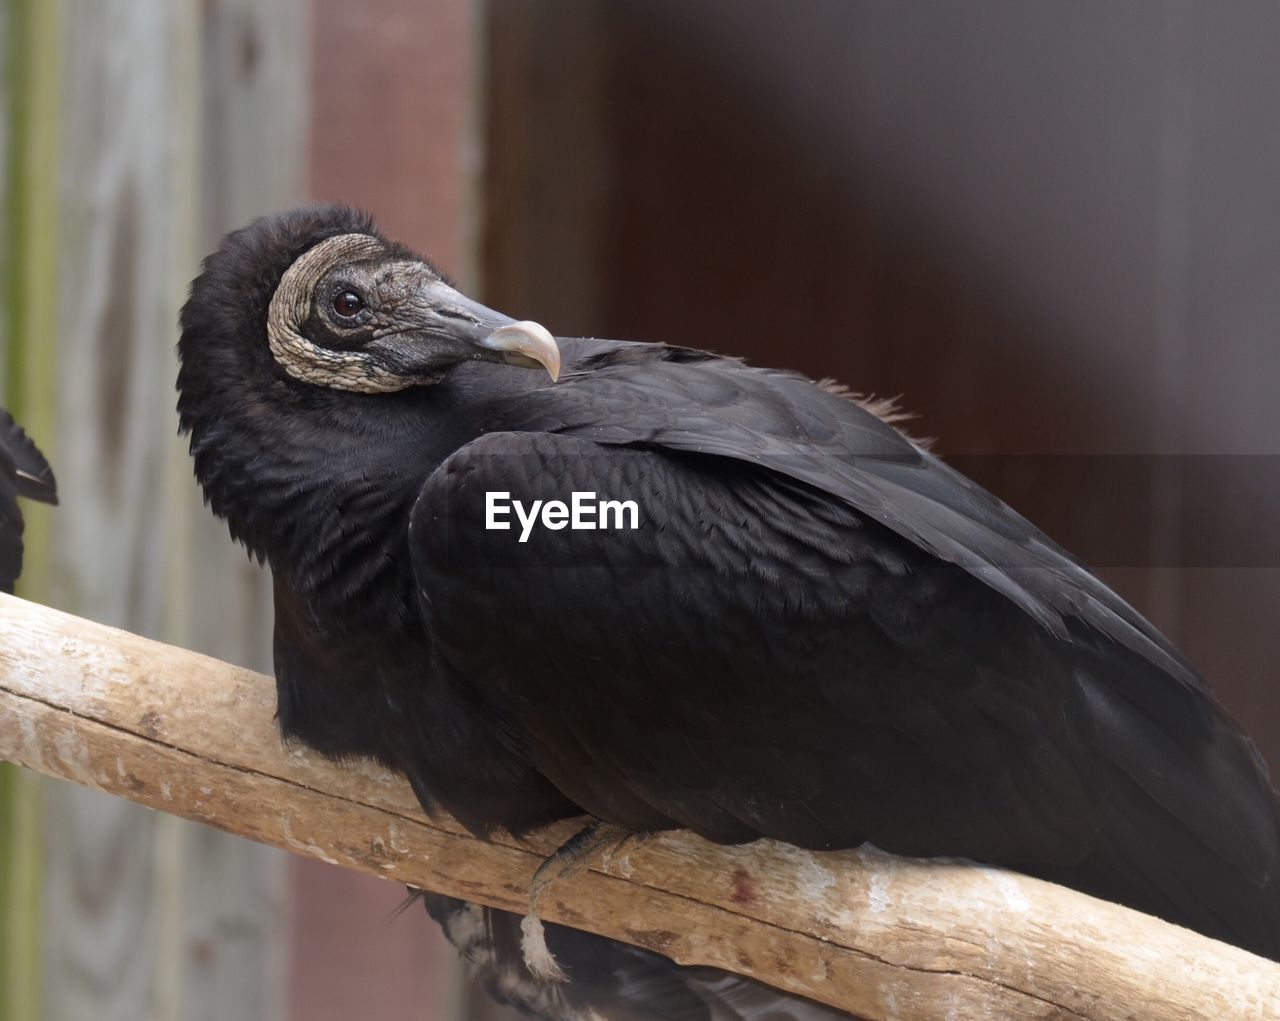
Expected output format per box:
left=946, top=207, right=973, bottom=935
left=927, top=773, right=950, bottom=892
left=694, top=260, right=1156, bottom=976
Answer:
left=0, top=407, right=57, bottom=593
left=176, top=205, right=1280, bottom=1015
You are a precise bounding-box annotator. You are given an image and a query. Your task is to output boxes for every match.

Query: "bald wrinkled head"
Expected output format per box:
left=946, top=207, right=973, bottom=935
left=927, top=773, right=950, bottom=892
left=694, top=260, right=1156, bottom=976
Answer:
left=266, top=231, right=558, bottom=393
left=178, top=204, right=559, bottom=409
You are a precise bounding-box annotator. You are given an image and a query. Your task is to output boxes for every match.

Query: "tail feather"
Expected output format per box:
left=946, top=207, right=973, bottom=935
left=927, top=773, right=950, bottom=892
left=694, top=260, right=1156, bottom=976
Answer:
left=1067, top=665, right=1280, bottom=959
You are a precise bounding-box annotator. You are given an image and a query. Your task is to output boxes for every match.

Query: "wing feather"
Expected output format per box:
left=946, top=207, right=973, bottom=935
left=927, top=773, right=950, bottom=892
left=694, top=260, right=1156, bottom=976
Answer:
left=407, top=344, right=1280, bottom=956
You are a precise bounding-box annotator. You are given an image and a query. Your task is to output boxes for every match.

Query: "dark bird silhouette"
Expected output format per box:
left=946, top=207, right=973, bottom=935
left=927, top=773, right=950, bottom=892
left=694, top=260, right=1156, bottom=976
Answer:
left=177, top=206, right=1280, bottom=1017
left=0, top=407, right=57, bottom=593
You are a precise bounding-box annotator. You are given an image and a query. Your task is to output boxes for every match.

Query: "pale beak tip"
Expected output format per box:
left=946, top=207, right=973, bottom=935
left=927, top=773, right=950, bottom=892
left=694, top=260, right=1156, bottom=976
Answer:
left=482, top=320, right=561, bottom=382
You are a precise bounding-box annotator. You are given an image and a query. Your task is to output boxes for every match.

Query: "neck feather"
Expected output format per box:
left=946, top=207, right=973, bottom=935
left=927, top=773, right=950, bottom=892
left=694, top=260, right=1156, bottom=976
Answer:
left=188, top=387, right=440, bottom=630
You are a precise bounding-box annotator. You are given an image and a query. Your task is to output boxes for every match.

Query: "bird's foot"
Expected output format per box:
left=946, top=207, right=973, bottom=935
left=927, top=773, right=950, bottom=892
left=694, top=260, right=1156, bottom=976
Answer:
left=529, top=820, right=641, bottom=905
left=522, top=820, right=643, bottom=983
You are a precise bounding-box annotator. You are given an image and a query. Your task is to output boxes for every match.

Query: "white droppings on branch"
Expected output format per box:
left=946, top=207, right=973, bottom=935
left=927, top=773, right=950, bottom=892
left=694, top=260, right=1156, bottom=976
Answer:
left=982, top=868, right=1032, bottom=913
left=280, top=814, right=339, bottom=866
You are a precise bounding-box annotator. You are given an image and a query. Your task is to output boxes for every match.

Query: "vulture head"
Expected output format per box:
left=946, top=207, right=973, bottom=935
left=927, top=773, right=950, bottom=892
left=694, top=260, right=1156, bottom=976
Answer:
left=178, top=204, right=558, bottom=399
left=176, top=205, right=559, bottom=573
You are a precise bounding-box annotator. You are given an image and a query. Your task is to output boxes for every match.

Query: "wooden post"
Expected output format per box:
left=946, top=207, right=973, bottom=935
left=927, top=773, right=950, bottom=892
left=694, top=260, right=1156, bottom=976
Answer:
left=1, top=2, right=62, bottom=1018
left=2, top=593, right=1278, bottom=1021
left=1, top=3, right=308, bottom=1018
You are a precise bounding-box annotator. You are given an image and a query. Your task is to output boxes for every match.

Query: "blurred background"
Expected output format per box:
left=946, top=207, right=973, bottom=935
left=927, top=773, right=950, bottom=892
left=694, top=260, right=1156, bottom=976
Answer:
left=2, top=1, right=1279, bottom=1018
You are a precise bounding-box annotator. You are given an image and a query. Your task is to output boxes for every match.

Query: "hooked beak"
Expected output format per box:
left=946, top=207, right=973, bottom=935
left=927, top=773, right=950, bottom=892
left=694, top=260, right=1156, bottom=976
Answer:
left=479, top=320, right=561, bottom=382
left=412, top=281, right=561, bottom=382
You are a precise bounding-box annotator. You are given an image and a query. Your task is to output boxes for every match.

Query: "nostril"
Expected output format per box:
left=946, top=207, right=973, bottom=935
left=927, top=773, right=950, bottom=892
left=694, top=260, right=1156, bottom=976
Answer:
left=436, top=306, right=479, bottom=325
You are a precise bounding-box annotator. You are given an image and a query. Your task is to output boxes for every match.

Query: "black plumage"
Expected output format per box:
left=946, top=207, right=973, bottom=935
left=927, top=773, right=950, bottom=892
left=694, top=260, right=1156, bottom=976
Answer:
left=177, top=206, right=1280, bottom=1011
left=0, top=407, right=57, bottom=593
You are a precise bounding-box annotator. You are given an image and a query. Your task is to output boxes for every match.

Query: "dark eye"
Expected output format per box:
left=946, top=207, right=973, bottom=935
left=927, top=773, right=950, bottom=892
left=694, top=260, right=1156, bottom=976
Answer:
left=332, top=290, right=365, bottom=318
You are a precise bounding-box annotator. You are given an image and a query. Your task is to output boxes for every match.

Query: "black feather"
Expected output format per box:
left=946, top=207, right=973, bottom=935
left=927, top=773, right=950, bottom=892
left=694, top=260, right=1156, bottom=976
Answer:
left=0, top=407, right=56, bottom=593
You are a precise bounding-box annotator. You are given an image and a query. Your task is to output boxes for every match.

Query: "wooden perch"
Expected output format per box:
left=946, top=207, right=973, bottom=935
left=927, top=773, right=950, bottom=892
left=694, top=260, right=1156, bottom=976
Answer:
left=1, top=593, right=1278, bottom=1021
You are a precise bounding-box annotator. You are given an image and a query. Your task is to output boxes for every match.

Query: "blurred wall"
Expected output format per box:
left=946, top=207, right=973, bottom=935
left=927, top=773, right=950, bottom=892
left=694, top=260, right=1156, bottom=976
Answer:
left=2, top=1, right=307, bottom=1019
left=5, top=3, right=483, bottom=1019
left=485, top=0, right=1280, bottom=766
left=287, top=2, right=477, bottom=1020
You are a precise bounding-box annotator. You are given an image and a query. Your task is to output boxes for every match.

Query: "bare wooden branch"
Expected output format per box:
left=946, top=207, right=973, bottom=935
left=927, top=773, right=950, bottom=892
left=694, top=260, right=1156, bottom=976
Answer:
left=2, top=592, right=1278, bottom=1021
